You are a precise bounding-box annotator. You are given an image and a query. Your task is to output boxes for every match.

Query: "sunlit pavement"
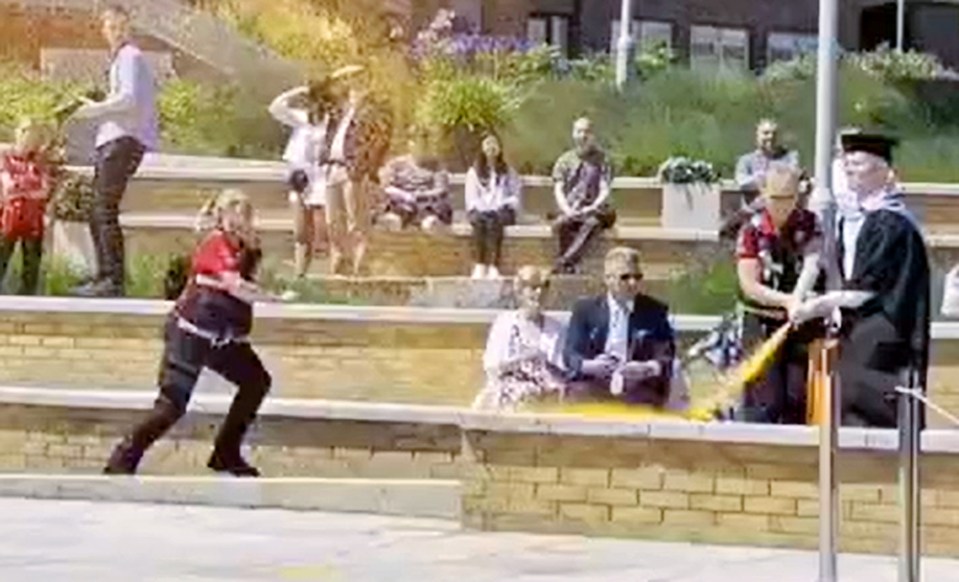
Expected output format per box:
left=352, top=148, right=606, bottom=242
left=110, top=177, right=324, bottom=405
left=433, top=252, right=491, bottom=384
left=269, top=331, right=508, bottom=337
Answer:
left=0, top=497, right=956, bottom=581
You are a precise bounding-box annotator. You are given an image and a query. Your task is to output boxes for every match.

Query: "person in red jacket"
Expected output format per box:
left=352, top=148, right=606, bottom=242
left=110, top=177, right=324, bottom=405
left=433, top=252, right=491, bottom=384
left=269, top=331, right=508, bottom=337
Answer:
left=0, top=119, right=53, bottom=295
left=104, top=189, right=280, bottom=477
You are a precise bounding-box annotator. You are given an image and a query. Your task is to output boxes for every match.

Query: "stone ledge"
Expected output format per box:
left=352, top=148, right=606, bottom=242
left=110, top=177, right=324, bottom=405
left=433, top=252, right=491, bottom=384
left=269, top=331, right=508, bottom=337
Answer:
left=0, top=474, right=460, bottom=519
left=119, top=213, right=722, bottom=242
left=0, top=297, right=958, bottom=338
left=0, top=296, right=720, bottom=329
left=3, top=386, right=959, bottom=455
left=56, top=157, right=959, bottom=197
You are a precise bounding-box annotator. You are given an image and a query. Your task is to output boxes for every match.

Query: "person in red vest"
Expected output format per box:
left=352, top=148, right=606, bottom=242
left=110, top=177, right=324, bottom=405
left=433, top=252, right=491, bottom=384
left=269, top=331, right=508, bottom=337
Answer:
left=0, top=119, right=53, bottom=295
left=104, top=189, right=281, bottom=477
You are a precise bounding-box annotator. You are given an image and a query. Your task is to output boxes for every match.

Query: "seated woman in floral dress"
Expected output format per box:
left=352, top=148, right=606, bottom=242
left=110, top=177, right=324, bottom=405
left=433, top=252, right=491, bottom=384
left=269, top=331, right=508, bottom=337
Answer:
left=472, top=266, right=568, bottom=411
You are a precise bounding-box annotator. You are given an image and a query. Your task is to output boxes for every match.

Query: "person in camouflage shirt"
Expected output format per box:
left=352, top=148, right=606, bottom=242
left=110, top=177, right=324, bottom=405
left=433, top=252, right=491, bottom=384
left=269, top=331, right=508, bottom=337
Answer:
left=550, top=117, right=617, bottom=274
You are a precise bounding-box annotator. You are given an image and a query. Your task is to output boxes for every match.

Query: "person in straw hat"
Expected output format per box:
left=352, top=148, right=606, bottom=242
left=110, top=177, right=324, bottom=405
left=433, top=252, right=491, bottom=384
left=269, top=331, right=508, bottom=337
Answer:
left=734, top=164, right=823, bottom=424
left=323, top=64, right=393, bottom=276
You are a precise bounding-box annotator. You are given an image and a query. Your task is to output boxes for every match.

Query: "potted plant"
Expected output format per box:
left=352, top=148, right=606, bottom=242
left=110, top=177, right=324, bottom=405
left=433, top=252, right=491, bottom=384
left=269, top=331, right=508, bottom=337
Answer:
left=657, top=156, right=721, bottom=231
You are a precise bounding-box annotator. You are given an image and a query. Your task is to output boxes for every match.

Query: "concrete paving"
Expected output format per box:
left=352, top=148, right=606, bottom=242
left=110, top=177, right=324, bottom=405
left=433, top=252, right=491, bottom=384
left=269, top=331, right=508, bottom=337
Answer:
left=1, top=497, right=957, bottom=581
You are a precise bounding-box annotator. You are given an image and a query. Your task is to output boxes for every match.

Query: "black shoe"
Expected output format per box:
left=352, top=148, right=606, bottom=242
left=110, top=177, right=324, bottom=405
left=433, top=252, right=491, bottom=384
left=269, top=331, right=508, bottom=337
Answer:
left=207, top=452, right=260, bottom=477
left=103, top=438, right=141, bottom=475
left=102, top=397, right=181, bottom=475
left=72, top=279, right=123, bottom=298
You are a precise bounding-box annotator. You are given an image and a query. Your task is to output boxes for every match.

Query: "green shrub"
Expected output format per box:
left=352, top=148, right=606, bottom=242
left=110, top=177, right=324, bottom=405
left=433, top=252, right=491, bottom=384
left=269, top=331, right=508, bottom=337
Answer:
left=664, top=255, right=739, bottom=315
left=416, top=74, right=522, bottom=167
left=0, top=62, right=88, bottom=140
left=158, top=79, right=282, bottom=158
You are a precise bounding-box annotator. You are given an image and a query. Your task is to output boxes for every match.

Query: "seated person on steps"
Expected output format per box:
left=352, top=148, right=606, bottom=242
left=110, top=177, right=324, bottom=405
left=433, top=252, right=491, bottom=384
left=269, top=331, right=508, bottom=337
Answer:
left=376, top=128, right=452, bottom=234
left=472, top=265, right=567, bottom=412
left=563, top=247, right=675, bottom=407
left=465, top=133, right=522, bottom=280
left=550, top=117, right=616, bottom=274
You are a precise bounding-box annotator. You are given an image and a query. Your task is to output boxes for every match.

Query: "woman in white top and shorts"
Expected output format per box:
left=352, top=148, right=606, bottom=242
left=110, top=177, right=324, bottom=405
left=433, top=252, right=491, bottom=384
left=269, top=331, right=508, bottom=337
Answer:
left=269, top=80, right=336, bottom=279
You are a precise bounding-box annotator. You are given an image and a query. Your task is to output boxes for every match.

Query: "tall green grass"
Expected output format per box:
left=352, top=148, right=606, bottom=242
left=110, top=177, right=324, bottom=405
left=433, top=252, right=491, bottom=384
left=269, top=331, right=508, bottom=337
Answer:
left=502, top=65, right=959, bottom=181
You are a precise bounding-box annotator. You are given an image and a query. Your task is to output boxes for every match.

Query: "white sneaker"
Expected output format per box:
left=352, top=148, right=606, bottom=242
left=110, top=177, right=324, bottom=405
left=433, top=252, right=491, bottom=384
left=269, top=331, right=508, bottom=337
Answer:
left=486, top=265, right=501, bottom=279
left=280, top=289, right=300, bottom=302
left=471, top=264, right=487, bottom=279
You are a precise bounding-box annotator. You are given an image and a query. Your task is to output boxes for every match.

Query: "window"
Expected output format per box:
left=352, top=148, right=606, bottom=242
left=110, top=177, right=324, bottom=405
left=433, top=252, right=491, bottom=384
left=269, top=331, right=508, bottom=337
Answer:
left=690, top=25, right=749, bottom=70
left=767, top=32, right=818, bottom=64
left=528, top=14, right=570, bottom=55
left=609, top=20, right=673, bottom=53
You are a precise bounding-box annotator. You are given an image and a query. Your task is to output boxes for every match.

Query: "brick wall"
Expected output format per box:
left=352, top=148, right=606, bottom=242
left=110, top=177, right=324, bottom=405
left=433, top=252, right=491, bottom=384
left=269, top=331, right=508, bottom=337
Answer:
left=123, top=224, right=721, bottom=279
left=460, top=429, right=959, bottom=557
left=3, top=306, right=959, bottom=424
left=0, top=402, right=462, bottom=478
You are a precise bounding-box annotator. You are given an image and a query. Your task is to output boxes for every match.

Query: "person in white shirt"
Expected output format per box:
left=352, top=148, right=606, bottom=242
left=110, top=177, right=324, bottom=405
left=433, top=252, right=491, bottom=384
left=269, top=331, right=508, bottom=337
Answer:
left=268, top=79, right=337, bottom=280
left=472, top=265, right=567, bottom=411
left=465, top=134, right=522, bottom=280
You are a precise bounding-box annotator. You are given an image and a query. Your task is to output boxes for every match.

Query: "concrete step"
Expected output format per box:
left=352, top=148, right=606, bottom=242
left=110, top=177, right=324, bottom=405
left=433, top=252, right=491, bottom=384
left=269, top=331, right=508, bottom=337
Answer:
left=0, top=474, right=460, bottom=519
left=120, top=213, right=724, bottom=278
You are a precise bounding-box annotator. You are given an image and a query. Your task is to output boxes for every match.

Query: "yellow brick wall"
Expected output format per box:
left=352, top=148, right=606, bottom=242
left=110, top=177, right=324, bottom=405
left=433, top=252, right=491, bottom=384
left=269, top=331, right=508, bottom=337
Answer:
left=460, top=431, right=959, bottom=557
left=123, top=225, right=724, bottom=279
left=0, top=403, right=462, bottom=479
left=3, top=310, right=959, bottom=420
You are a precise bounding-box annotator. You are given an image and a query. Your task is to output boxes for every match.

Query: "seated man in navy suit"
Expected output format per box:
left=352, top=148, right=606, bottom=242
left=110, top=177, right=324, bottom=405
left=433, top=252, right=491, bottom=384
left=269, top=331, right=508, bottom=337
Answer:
left=563, top=246, right=675, bottom=406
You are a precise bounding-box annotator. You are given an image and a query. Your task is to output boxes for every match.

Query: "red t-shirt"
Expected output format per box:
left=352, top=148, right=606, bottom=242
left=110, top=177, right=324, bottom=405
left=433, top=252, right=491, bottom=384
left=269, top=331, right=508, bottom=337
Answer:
left=191, top=230, right=241, bottom=277
left=175, top=230, right=253, bottom=337
left=0, top=153, right=49, bottom=240
left=736, top=208, right=820, bottom=314
left=736, top=208, right=819, bottom=260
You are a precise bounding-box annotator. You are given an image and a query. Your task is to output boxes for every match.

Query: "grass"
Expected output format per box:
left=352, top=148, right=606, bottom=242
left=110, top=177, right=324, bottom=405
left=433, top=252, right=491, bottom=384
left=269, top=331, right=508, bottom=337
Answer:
left=502, top=65, right=959, bottom=182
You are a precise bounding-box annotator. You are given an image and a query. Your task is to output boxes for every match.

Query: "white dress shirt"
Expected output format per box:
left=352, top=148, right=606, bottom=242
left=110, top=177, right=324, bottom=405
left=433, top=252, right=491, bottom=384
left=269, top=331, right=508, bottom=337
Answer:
left=604, top=294, right=632, bottom=362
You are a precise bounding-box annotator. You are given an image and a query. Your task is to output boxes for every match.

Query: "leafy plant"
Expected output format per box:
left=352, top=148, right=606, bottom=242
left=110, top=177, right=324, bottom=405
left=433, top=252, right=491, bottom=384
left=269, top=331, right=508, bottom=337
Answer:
left=658, top=156, right=720, bottom=184
left=50, top=172, right=95, bottom=222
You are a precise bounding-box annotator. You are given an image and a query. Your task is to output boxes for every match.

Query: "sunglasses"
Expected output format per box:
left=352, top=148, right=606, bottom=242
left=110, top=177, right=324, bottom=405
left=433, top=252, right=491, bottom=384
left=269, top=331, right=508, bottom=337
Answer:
left=618, top=273, right=644, bottom=282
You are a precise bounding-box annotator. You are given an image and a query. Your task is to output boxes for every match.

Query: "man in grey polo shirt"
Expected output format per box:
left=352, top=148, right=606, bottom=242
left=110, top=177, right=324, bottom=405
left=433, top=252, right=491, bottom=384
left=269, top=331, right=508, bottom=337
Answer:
left=72, top=4, right=158, bottom=297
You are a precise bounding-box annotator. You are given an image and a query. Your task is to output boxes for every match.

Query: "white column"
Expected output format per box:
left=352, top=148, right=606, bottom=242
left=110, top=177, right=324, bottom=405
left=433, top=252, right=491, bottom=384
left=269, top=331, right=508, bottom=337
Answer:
left=615, top=0, right=635, bottom=90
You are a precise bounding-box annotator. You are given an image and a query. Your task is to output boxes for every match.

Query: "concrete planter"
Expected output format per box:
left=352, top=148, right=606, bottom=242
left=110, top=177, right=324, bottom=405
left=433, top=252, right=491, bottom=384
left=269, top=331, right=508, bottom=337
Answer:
left=51, top=220, right=96, bottom=277
left=661, top=182, right=720, bottom=231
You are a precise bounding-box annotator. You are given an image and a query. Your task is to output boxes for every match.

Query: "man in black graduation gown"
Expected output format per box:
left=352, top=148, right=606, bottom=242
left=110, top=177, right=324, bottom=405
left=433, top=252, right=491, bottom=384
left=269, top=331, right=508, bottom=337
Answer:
left=793, top=133, right=930, bottom=428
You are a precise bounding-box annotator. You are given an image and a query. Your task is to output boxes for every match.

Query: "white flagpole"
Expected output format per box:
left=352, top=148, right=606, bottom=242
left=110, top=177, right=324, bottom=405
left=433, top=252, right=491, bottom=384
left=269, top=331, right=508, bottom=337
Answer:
left=615, top=0, right=635, bottom=90
left=810, top=0, right=840, bottom=580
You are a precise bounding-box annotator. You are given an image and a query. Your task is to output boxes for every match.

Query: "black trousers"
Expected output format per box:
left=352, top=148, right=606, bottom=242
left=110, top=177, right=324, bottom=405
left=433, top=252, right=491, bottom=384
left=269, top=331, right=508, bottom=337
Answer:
left=839, top=313, right=907, bottom=428
left=158, top=316, right=271, bottom=414
left=92, top=136, right=145, bottom=290
left=553, top=207, right=616, bottom=272
left=469, top=208, right=515, bottom=266
left=0, top=236, right=42, bottom=295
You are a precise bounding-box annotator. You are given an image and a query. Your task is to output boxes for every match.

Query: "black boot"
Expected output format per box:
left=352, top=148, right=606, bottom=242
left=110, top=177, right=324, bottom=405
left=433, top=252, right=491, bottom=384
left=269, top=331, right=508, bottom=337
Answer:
left=104, top=397, right=182, bottom=474
left=207, top=385, right=268, bottom=477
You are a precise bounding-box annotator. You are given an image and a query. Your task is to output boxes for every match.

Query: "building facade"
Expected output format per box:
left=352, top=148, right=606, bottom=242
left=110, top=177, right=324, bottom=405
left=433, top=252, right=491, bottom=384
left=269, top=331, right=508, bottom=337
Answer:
left=418, top=0, right=959, bottom=70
